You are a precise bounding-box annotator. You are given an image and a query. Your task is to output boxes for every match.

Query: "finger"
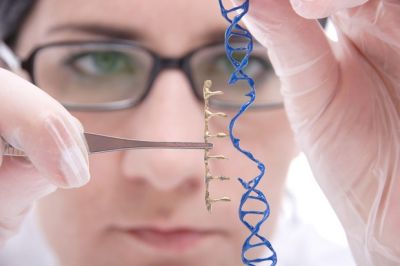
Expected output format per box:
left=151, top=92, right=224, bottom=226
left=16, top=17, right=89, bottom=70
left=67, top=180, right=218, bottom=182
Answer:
left=232, top=0, right=338, bottom=131
left=332, top=0, right=400, bottom=81
left=0, top=157, right=57, bottom=216
left=0, top=68, right=90, bottom=188
left=0, top=157, right=57, bottom=244
left=289, top=0, right=368, bottom=19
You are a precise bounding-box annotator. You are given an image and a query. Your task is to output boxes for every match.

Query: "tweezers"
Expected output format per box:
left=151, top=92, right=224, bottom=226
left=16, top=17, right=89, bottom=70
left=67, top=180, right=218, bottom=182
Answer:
left=2, top=132, right=213, bottom=157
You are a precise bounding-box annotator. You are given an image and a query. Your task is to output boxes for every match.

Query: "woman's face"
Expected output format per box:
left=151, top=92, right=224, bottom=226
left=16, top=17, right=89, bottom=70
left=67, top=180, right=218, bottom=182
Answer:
left=16, top=0, right=297, bottom=265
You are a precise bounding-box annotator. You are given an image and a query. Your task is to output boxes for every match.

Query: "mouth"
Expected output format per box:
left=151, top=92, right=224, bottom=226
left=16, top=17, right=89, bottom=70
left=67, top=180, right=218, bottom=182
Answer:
left=122, top=227, right=221, bottom=253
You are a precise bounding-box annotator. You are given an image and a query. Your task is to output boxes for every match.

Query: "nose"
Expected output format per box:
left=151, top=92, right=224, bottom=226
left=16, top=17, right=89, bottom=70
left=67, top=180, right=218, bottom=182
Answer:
left=120, top=70, right=205, bottom=192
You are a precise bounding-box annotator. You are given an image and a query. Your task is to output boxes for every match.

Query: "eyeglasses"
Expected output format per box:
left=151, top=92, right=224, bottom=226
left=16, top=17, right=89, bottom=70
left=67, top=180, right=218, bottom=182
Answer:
left=17, top=40, right=283, bottom=111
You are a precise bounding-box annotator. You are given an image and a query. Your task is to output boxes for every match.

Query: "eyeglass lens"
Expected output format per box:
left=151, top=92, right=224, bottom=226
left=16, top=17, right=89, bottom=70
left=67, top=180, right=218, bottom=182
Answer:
left=33, top=42, right=282, bottom=110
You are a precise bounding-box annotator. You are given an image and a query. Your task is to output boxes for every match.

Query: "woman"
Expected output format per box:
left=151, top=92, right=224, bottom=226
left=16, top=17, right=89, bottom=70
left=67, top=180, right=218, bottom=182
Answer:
left=0, top=0, right=399, bottom=265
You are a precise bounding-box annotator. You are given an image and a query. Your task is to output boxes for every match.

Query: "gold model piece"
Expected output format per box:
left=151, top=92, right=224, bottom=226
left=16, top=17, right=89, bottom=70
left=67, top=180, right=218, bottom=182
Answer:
left=203, top=80, right=230, bottom=212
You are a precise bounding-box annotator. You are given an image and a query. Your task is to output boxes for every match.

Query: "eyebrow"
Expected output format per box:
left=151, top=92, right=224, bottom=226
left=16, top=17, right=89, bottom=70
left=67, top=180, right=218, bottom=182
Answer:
left=48, top=23, right=142, bottom=40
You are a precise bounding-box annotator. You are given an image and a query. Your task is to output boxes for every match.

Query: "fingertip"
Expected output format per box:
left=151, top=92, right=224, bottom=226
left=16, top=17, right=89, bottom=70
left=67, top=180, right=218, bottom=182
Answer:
left=40, top=114, right=91, bottom=189
left=58, top=145, right=91, bottom=188
left=290, top=0, right=368, bottom=19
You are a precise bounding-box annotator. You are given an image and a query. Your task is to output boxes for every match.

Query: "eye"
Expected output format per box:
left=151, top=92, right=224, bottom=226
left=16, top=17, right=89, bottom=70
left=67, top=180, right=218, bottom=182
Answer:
left=65, top=51, right=135, bottom=76
left=246, top=55, right=272, bottom=78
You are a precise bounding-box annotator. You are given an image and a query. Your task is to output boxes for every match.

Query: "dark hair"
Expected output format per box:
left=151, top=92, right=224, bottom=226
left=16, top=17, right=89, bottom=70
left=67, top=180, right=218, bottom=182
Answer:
left=0, top=0, right=36, bottom=46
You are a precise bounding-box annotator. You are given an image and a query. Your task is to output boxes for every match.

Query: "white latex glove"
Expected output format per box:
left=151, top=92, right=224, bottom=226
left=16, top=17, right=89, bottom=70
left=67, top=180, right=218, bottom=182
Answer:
left=232, top=0, right=400, bottom=265
left=0, top=69, right=90, bottom=245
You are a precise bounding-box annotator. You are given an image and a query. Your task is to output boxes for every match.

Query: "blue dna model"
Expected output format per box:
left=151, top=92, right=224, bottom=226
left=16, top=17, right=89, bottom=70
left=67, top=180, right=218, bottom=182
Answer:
left=217, top=0, right=277, bottom=265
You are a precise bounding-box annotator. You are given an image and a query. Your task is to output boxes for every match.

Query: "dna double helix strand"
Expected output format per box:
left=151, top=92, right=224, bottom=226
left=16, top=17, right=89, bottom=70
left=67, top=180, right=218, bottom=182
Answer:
left=217, top=0, right=277, bottom=265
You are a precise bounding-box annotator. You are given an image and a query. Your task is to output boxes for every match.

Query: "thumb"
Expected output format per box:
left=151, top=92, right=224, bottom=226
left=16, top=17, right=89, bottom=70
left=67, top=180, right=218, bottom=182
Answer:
left=231, top=0, right=339, bottom=133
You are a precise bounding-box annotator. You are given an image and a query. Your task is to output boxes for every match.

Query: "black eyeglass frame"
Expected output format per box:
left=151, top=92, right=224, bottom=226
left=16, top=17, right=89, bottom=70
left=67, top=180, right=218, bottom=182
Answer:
left=20, top=40, right=284, bottom=112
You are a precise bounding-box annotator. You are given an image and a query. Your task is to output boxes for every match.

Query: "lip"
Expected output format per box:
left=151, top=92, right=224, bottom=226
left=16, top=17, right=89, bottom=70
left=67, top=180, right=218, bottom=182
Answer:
left=121, top=227, right=220, bottom=253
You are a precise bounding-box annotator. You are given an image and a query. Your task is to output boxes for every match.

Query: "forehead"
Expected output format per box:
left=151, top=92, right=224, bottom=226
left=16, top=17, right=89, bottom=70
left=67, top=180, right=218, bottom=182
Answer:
left=19, top=0, right=231, bottom=56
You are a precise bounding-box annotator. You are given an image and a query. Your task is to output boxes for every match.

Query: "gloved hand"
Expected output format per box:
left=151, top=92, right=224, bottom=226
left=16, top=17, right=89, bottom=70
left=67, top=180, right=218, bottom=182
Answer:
left=0, top=68, right=90, bottom=245
left=232, top=0, right=400, bottom=265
